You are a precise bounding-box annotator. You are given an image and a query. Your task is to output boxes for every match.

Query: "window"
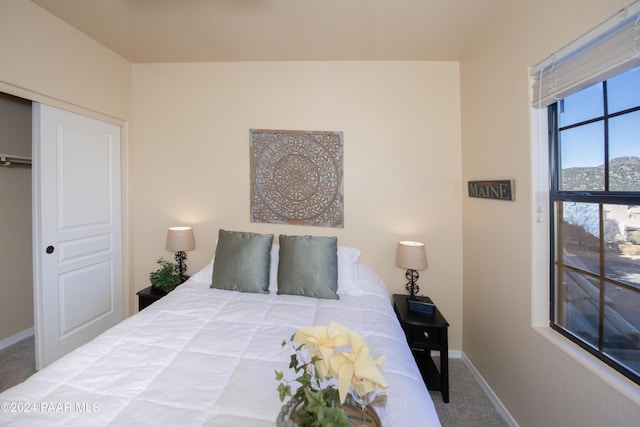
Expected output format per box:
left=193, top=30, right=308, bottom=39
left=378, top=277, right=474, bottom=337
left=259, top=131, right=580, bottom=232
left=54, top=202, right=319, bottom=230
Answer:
left=549, top=66, right=640, bottom=384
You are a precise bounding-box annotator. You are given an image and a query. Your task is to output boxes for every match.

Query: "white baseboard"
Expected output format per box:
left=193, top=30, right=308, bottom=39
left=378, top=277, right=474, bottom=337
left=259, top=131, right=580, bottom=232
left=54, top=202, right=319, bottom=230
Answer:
left=459, top=352, right=519, bottom=427
left=0, top=328, right=34, bottom=352
left=442, top=349, right=462, bottom=359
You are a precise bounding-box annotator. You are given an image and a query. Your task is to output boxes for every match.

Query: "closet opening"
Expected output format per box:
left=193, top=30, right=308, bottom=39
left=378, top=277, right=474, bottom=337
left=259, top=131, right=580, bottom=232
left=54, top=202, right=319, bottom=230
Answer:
left=0, top=91, right=35, bottom=391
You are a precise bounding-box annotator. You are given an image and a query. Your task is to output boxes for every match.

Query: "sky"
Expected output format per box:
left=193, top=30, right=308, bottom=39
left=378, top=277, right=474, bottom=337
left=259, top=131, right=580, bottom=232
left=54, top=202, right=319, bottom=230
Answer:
left=559, top=66, right=640, bottom=169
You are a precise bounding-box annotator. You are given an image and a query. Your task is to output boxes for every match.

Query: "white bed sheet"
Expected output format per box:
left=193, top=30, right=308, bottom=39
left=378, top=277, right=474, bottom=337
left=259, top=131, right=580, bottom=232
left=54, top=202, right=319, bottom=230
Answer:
left=0, top=264, right=441, bottom=426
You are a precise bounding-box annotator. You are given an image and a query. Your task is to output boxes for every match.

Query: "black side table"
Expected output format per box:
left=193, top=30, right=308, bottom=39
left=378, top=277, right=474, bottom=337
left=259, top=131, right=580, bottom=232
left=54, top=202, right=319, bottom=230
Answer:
left=393, top=294, right=450, bottom=403
left=136, top=286, right=167, bottom=311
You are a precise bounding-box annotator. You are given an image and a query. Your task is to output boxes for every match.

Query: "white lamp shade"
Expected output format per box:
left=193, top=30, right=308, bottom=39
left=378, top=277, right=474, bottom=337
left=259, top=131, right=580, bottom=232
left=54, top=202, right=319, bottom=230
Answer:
left=166, top=226, right=196, bottom=252
left=395, top=241, right=427, bottom=270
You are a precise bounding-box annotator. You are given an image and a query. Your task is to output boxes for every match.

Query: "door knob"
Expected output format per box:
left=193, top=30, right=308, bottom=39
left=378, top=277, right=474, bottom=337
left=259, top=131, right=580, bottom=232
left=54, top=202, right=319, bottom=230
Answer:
left=46, top=246, right=55, bottom=254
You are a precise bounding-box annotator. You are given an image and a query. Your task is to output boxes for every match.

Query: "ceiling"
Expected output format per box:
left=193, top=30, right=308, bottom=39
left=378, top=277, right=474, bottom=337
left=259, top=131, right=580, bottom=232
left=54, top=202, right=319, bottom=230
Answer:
left=30, top=0, right=513, bottom=63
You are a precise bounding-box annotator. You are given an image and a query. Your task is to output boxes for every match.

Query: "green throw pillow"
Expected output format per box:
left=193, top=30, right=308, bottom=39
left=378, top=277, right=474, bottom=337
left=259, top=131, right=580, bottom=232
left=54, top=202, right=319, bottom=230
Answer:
left=211, top=229, right=274, bottom=294
left=277, top=234, right=339, bottom=300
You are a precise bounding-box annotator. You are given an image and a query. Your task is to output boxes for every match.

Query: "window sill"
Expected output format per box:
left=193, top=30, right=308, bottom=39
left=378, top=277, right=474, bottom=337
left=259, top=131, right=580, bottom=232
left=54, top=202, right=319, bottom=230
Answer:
left=533, top=326, right=640, bottom=405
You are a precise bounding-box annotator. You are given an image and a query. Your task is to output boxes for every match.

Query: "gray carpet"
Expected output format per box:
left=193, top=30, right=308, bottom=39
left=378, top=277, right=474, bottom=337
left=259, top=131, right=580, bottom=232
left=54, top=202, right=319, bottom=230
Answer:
left=0, top=338, right=509, bottom=426
left=0, top=335, right=36, bottom=393
left=429, top=357, right=510, bottom=427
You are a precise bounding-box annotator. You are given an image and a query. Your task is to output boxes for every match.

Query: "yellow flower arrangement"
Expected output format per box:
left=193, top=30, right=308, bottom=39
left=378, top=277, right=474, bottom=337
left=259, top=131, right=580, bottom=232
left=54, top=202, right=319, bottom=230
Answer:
left=275, top=322, right=387, bottom=427
left=294, top=322, right=388, bottom=403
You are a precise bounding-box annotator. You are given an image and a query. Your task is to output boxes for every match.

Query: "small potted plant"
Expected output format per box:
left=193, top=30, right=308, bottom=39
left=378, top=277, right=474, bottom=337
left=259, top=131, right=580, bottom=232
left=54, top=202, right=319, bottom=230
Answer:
left=149, top=257, right=185, bottom=292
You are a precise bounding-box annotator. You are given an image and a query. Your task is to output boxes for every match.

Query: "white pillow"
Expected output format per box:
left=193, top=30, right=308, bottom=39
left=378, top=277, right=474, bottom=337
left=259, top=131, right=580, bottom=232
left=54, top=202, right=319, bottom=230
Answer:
left=190, top=257, right=214, bottom=283
left=336, top=245, right=362, bottom=295
left=269, top=244, right=279, bottom=292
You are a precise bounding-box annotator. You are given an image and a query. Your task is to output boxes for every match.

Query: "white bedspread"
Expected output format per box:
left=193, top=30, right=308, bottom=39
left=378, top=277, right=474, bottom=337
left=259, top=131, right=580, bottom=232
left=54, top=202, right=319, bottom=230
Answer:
left=0, top=264, right=440, bottom=426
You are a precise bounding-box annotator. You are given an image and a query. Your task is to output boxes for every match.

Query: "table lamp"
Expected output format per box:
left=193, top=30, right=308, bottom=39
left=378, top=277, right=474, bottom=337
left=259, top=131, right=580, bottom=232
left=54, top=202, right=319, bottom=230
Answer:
left=395, top=240, right=428, bottom=300
left=166, top=226, right=196, bottom=278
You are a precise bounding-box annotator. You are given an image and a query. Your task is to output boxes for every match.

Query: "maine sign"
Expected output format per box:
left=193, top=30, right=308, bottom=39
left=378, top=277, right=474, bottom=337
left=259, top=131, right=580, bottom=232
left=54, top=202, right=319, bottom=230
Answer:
left=468, top=180, right=515, bottom=201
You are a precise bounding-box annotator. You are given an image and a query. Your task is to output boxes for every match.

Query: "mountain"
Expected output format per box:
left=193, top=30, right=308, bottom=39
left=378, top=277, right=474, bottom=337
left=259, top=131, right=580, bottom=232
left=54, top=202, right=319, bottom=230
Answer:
left=561, top=156, right=640, bottom=191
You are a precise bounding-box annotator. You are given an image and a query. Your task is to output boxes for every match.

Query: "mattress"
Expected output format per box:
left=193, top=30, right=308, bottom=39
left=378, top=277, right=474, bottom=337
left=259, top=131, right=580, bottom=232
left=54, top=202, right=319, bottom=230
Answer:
left=0, top=263, right=441, bottom=426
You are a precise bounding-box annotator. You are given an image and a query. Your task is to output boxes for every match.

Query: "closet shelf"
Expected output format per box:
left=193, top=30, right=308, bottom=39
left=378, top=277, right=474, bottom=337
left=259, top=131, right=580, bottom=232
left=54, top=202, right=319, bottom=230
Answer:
left=0, top=154, right=32, bottom=167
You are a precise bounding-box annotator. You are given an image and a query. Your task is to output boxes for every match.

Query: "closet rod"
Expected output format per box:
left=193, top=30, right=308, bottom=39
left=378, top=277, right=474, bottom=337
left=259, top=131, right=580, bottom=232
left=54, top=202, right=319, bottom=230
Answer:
left=0, top=154, right=32, bottom=167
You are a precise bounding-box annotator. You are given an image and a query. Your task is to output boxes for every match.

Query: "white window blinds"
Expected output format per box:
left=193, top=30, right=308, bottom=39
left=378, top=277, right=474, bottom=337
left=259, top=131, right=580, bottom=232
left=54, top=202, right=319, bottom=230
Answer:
left=531, top=2, right=640, bottom=108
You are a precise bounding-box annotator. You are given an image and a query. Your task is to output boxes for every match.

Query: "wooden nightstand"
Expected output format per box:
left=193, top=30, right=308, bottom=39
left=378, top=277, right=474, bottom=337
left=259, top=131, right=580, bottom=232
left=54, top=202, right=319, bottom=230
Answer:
left=393, top=294, right=450, bottom=403
left=136, top=286, right=168, bottom=311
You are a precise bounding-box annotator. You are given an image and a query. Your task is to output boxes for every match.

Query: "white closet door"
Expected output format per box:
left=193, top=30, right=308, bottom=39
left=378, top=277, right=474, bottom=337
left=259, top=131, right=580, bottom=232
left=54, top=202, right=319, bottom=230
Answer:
left=33, top=103, right=123, bottom=369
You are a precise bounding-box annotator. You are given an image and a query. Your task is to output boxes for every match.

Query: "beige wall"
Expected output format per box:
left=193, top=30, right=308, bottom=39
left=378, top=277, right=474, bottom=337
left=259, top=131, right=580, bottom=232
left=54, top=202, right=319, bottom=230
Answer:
left=131, top=61, right=464, bottom=349
left=0, top=93, right=32, bottom=342
left=0, top=1, right=131, bottom=122
left=461, top=0, right=640, bottom=426
left=0, top=0, right=133, bottom=328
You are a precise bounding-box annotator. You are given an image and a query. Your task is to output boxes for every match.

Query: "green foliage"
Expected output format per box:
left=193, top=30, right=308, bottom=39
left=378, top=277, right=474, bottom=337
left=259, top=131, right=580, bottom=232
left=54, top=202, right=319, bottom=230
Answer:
left=276, top=337, right=349, bottom=427
left=149, top=257, right=184, bottom=292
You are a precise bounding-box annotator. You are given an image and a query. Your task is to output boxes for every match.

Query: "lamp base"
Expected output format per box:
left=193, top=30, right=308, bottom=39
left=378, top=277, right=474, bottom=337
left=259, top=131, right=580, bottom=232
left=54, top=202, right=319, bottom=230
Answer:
left=174, top=251, right=188, bottom=278
left=405, top=269, right=420, bottom=300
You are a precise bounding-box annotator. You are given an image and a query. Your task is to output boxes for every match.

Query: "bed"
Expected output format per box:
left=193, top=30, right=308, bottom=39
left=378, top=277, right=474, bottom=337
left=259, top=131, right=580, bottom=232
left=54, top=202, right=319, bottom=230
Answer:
left=0, top=231, right=441, bottom=426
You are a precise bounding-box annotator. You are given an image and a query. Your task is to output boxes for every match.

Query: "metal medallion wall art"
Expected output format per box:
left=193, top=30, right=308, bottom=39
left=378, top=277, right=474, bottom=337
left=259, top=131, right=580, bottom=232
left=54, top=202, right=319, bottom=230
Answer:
left=250, top=129, right=344, bottom=228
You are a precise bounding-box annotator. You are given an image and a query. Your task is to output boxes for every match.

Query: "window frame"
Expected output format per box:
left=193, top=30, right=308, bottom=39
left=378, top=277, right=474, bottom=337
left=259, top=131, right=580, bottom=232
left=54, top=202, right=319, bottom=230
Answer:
left=548, top=77, right=640, bottom=386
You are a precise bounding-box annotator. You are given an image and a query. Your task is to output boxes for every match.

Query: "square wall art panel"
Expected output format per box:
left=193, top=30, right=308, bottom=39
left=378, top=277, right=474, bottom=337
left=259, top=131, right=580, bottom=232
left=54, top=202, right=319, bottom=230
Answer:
left=250, top=129, right=344, bottom=228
